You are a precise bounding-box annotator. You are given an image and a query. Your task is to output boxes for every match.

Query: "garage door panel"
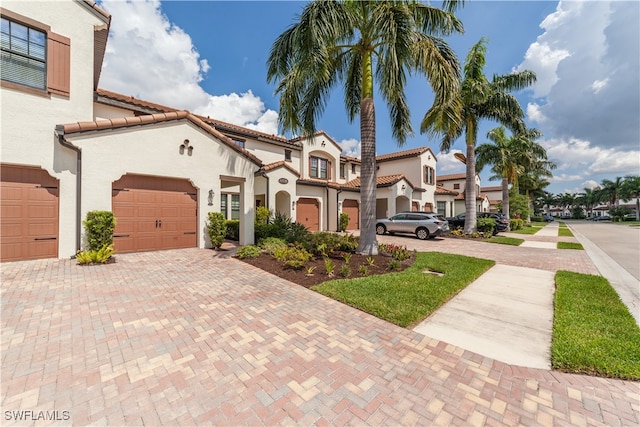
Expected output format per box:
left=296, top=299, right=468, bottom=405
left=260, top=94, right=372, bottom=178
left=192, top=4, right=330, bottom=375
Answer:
left=1, top=222, right=23, bottom=237
left=296, top=198, right=319, bottom=231
left=343, top=199, right=359, bottom=230
left=28, top=222, right=57, bottom=237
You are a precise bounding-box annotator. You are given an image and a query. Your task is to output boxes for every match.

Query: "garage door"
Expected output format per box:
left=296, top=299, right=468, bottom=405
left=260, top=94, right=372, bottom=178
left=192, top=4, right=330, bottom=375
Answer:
left=342, top=199, right=359, bottom=230
left=0, top=164, right=59, bottom=262
left=296, top=198, right=319, bottom=231
left=112, top=175, right=197, bottom=253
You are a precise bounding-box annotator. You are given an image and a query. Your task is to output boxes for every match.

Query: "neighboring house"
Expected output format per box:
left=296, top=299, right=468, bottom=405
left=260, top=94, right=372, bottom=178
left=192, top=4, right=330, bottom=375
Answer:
left=0, top=0, right=445, bottom=262
left=435, top=173, right=489, bottom=216
left=481, top=186, right=503, bottom=213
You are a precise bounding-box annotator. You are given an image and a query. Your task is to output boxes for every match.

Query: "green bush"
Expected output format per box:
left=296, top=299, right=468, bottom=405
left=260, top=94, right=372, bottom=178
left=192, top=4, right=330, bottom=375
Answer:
left=225, top=219, right=240, bottom=241
left=236, top=245, right=261, bottom=259
left=510, top=218, right=524, bottom=231
left=610, top=206, right=632, bottom=222
left=379, top=243, right=412, bottom=261
left=207, top=212, right=226, bottom=249
left=339, top=212, right=349, bottom=232
left=531, top=216, right=543, bottom=222
left=255, top=212, right=310, bottom=243
left=273, top=244, right=312, bottom=270
left=76, top=244, right=114, bottom=265
left=258, top=237, right=287, bottom=254
left=256, top=206, right=271, bottom=225
left=476, top=217, right=495, bottom=235
left=83, top=210, right=116, bottom=251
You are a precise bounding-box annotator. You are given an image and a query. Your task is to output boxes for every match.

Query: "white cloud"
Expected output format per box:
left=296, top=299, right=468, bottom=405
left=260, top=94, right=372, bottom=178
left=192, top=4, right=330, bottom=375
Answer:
left=435, top=150, right=466, bottom=174
left=517, top=1, right=639, bottom=151
left=581, top=180, right=600, bottom=190
left=340, top=138, right=361, bottom=158
left=99, top=0, right=278, bottom=135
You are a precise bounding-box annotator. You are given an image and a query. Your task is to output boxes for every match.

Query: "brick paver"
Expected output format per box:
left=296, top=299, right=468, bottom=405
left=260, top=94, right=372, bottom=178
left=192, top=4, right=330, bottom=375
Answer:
left=1, top=244, right=637, bottom=426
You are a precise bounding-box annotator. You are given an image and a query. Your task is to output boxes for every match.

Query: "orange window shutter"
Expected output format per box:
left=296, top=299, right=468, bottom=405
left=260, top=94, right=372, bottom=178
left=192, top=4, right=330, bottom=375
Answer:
left=47, top=32, right=71, bottom=97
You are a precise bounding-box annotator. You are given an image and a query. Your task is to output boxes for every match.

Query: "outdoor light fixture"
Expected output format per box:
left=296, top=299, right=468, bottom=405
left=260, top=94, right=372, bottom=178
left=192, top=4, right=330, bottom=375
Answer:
left=292, top=201, right=296, bottom=210
left=208, top=189, right=214, bottom=206
left=401, top=184, right=406, bottom=190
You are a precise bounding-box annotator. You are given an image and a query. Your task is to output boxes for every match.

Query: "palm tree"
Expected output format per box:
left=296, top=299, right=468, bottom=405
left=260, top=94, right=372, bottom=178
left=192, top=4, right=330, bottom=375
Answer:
left=577, top=187, right=599, bottom=218
left=620, top=175, right=640, bottom=220
left=267, top=0, right=463, bottom=255
left=421, top=37, right=536, bottom=233
left=476, top=126, right=549, bottom=219
left=538, top=191, right=557, bottom=215
left=598, top=177, right=625, bottom=208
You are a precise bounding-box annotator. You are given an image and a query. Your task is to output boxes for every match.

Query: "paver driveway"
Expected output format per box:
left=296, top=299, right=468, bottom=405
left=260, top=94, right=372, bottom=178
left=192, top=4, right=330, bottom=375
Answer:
left=1, top=248, right=638, bottom=426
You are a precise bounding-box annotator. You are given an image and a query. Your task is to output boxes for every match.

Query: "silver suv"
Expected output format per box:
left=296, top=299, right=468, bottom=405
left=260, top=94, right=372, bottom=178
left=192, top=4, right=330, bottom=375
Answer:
left=376, top=212, right=449, bottom=240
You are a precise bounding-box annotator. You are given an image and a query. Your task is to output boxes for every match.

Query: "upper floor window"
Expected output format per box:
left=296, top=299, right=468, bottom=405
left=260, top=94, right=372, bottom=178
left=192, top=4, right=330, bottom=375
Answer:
left=284, top=149, right=292, bottom=162
left=423, top=166, right=435, bottom=185
left=232, top=138, right=245, bottom=149
left=310, top=156, right=330, bottom=179
left=0, top=10, right=70, bottom=97
left=339, top=163, right=346, bottom=179
left=1, top=17, right=46, bottom=90
left=453, top=183, right=460, bottom=190
left=351, top=164, right=356, bottom=174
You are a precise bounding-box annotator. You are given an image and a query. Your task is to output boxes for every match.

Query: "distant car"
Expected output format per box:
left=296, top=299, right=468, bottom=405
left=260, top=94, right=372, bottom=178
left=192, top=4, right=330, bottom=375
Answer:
left=543, top=215, right=554, bottom=222
left=560, top=214, right=572, bottom=219
left=376, top=212, right=449, bottom=240
left=446, top=212, right=509, bottom=234
left=592, top=215, right=611, bottom=221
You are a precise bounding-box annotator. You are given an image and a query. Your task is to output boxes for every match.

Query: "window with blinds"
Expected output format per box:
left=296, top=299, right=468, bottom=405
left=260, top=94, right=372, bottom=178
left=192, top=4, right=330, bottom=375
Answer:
left=1, top=17, right=46, bottom=90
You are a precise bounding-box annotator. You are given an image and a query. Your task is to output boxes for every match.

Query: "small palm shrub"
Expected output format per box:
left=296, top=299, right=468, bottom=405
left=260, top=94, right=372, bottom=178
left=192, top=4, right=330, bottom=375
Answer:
left=76, top=244, right=114, bottom=265
left=324, top=258, right=335, bottom=276
left=207, top=212, right=226, bottom=249
left=340, top=265, right=351, bottom=277
left=236, top=245, right=261, bottom=259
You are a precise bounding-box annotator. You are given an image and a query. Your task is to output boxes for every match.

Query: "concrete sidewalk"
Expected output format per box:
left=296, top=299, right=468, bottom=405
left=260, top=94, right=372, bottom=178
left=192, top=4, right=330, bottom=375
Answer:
left=413, top=264, right=555, bottom=369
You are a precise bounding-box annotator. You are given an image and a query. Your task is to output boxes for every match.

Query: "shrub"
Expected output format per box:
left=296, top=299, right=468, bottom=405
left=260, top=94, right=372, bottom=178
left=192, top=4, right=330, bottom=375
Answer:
left=258, top=237, right=287, bottom=254
left=358, top=265, right=369, bottom=276
left=225, top=219, right=240, bottom=241
left=76, top=244, right=114, bottom=265
left=207, top=212, right=226, bottom=249
left=388, top=260, right=400, bottom=271
left=339, top=212, right=349, bottom=232
left=476, top=217, right=495, bottom=235
left=256, top=206, right=271, bottom=225
left=510, top=218, right=524, bottom=231
left=257, top=212, right=310, bottom=243
left=324, top=258, right=335, bottom=276
left=83, top=211, right=116, bottom=251
left=273, top=244, right=312, bottom=270
left=340, top=265, right=351, bottom=277
left=379, top=243, right=411, bottom=261
left=236, top=245, right=261, bottom=259
left=531, top=216, right=543, bottom=222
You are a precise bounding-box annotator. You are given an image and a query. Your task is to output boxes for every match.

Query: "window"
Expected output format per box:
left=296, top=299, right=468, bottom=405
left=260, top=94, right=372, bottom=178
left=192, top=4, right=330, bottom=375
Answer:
left=0, top=11, right=70, bottom=96
left=351, top=164, right=356, bottom=174
left=310, top=156, right=330, bottom=179
left=437, top=201, right=446, bottom=216
left=232, top=139, right=245, bottom=149
left=220, top=194, right=228, bottom=219
left=231, top=194, right=240, bottom=220
left=423, top=166, right=435, bottom=185
left=453, top=183, right=460, bottom=190
left=340, top=163, right=346, bottom=179
left=284, top=149, right=292, bottom=162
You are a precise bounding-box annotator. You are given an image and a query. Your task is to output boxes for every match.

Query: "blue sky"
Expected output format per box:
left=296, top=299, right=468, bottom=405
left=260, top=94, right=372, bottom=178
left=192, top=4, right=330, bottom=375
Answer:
left=98, top=0, right=639, bottom=196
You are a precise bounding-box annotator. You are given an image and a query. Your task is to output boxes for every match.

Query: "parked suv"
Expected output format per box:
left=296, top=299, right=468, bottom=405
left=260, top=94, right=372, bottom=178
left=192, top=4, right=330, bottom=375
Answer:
left=376, top=212, right=449, bottom=240
left=446, top=212, right=509, bottom=234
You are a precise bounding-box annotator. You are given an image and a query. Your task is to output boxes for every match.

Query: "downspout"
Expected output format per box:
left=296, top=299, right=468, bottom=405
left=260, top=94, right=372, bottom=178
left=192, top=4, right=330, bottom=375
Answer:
left=326, top=184, right=330, bottom=231
left=336, top=188, right=342, bottom=231
left=55, top=127, right=82, bottom=255
left=260, top=169, right=269, bottom=210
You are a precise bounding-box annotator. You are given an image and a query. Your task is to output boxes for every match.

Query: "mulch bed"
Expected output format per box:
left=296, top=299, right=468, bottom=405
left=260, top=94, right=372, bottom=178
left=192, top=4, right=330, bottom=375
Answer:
left=239, top=252, right=416, bottom=288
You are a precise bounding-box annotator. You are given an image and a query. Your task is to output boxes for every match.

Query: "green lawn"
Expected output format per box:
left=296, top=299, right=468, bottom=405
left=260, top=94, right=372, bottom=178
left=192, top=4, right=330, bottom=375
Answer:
left=558, top=227, right=574, bottom=237
left=508, top=226, right=541, bottom=235
left=557, top=242, right=583, bottom=250
left=484, top=236, right=524, bottom=246
left=553, top=271, right=640, bottom=380
left=312, top=252, right=494, bottom=328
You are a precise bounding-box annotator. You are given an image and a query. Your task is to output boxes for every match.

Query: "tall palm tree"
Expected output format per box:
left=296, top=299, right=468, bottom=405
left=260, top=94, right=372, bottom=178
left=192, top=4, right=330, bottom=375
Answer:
left=598, top=177, right=625, bottom=208
left=267, top=0, right=463, bottom=255
left=538, top=191, right=557, bottom=215
left=620, top=175, right=640, bottom=220
left=421, top=37, right=536, bottom=233
left=577, top=187, right=599, bottom=218
left=476, top=126, right=549, bottom=219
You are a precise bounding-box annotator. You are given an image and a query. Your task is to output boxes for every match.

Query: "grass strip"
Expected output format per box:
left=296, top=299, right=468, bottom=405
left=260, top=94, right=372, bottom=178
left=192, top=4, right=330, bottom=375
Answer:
left=553, top=271, right=640, bottom=380
left=508, top=226, right=540, bottom=235
left=484, top=236, right=524, bottom=246
left=558, top=228, right=574, bottom=237
left=312, top=252, right=494, bottom=328
left=557, top=242, right=583, bottom=250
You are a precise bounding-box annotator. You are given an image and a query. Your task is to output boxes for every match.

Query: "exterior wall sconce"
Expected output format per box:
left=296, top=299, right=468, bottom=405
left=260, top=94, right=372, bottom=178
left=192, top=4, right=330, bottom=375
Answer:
left=208, top=189, right=214, bottom=206
left=180, top=139, right=194, bottom=155
left=401, top=184, right=406, bottom=190
left=292, top=201, right=296, bottom=210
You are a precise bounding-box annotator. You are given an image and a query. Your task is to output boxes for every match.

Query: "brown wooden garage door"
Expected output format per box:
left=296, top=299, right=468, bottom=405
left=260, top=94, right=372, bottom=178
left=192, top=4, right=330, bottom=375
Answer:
left=296, top=198, right=319, bottom=231
left=112, top=175, right=197, bottom=253
left=342, top=199, right=359, bottom=230
left=0, top=165, right=59, bottom=262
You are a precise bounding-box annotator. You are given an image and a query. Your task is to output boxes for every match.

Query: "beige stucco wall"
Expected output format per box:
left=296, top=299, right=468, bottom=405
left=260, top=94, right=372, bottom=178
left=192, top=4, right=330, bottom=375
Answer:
left=1, top=1, right=107, bottom=257
left=65, top=121, right=259, bottom=251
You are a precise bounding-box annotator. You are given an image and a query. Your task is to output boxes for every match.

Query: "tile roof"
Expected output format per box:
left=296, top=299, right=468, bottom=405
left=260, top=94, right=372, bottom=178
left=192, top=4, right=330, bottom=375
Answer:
left=481, top=186, right=503, bottom=192
left=340, top=154, right=361, bottom=163
left=376, top=146, right=436, bottom=163
left=437, top=173, right=466, bottom=182
left=95, top=88, right=177, bottom=113
left=200, top=117, right=293, bottom=147
left=82, top=1, right=111, bottom=21
left=344, top=174, right=417, bottom=189
left=435, top=185, right=459, bottom=196
left=262, top=161, right=300, bottom=177
left=56, top=110, right=263, bottom=166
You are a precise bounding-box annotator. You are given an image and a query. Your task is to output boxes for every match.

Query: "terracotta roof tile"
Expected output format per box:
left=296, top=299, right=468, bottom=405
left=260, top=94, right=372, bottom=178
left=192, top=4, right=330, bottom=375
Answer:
left=344, top=174, right=416, bottom=189
left=481, top=186, right=502, bottom=192
left=57, top=111, right=263, bottom=166
left=437, top=173, right=466, bottom=182
left=435, top=185, right=458, bottom=196
left=376, top=146, right=436, bottom=162
left=262, top=161, right=300, bottom=176
left=340, top=154, right=361, bottom=163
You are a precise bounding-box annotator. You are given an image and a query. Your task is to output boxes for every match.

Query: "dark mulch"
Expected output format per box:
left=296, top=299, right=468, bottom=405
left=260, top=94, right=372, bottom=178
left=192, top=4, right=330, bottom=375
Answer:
left=239, top=252, right=415, bottom=288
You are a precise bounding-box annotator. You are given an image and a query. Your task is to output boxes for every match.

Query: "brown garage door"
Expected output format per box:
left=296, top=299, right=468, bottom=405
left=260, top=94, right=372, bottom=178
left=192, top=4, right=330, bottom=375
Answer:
left=112, top=175, right=197, bottom=253
left=342, top=199, right=359, bottom=230
left=0, top=164, right=59, bottom=262
left=296, top=198, right=319, bottom=231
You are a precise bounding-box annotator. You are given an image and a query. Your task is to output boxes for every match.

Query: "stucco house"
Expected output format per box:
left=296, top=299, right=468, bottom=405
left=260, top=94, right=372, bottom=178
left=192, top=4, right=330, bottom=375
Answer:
left=1, top=0, right=445, bottom=262
left=435, top=173, right=490, bottom=216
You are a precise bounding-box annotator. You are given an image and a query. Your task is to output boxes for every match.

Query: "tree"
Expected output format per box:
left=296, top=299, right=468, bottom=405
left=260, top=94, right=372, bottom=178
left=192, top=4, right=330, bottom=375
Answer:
left=598, top=177, right=625, bottom=209
left=421, top=37, right=535, bottom=233
left=537, top=191, right=557, bottom=215
left=476, top=126, right=549, bottom=218
left=267, top=0, right=463, bottom=255
left=576, top=187, right=599, bottom=218
left=620, top=175, right=640, bottom=221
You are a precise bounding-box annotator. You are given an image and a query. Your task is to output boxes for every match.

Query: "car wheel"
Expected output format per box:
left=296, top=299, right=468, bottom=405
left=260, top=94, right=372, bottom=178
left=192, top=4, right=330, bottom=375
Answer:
left=376, top=224, right=386, bottom=235
left=416, top=227, right=429, bottom=240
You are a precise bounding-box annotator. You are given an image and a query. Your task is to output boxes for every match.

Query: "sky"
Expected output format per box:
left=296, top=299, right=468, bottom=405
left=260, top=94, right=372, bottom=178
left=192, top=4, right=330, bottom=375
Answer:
left=97, top=0, right=640, bottom=196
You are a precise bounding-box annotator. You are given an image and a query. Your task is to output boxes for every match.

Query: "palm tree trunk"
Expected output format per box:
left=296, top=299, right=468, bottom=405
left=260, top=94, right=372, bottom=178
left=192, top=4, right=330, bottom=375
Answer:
left=501, top=176, right=509, bottom=219
left=357, top=97, right=378, bottom=255
left=464, top=141, right=477, bottom=234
